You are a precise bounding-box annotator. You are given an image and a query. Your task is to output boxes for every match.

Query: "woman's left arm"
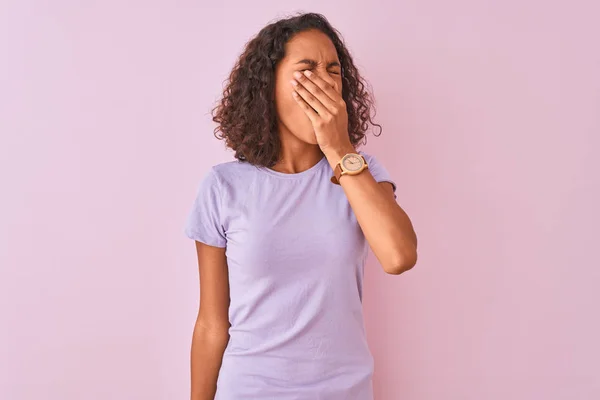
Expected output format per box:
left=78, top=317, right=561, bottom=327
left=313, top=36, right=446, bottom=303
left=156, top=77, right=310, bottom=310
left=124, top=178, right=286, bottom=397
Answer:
left=290, top=69, right=417, bottom=274
left=325, top=147, right=418, bottom=275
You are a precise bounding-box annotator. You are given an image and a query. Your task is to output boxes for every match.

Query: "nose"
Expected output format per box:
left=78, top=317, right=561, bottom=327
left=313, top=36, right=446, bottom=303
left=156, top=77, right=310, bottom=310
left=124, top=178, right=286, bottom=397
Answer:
left=315, top=68, right=338, bottom=90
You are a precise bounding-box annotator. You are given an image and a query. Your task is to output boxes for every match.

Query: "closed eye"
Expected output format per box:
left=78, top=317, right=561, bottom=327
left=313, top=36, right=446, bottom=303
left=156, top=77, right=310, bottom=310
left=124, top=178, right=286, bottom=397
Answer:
left=300, top=69, right=340, bottom=75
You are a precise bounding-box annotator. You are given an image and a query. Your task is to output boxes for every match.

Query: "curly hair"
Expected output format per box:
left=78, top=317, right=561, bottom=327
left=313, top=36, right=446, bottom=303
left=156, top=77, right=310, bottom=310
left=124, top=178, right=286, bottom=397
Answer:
left=211, top=12, right=382, bottom=168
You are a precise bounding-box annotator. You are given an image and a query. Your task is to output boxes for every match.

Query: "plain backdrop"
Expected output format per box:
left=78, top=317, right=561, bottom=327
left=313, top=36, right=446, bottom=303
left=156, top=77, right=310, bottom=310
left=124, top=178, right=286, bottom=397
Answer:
left=1, top=1, right=599, bottom=399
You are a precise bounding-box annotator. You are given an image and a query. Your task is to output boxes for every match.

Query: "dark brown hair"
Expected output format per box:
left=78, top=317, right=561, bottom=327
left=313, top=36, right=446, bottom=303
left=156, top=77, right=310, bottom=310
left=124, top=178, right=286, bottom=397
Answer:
left=211, top=12, right=382, bottom=168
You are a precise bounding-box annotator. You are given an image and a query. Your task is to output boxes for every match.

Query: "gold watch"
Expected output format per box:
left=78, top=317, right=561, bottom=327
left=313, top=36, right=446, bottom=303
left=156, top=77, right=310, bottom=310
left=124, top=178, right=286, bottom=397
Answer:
left=330, top=153, right=368, bottom=185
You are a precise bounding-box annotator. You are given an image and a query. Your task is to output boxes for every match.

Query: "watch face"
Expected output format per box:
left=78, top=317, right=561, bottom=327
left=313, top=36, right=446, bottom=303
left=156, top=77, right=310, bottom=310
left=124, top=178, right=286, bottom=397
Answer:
left=342, top=154, right=363, bottom=172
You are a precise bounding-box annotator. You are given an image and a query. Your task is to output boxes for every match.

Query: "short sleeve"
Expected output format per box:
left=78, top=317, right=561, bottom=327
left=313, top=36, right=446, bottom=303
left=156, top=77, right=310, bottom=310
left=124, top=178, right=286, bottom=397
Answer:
left=183, top=168, right=227, bottom=247
left=359, top=150, right=398, bottom=199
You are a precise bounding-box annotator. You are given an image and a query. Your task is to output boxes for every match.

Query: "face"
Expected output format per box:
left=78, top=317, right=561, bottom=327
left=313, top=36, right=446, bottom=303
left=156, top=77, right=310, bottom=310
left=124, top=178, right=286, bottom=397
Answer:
left=274, top=29, right=343, bottom=145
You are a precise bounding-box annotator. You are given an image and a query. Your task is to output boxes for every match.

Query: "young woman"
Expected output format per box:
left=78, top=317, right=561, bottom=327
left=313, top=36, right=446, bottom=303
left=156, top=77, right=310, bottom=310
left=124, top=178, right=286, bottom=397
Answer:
left=184, top=12, right=418, bottom=400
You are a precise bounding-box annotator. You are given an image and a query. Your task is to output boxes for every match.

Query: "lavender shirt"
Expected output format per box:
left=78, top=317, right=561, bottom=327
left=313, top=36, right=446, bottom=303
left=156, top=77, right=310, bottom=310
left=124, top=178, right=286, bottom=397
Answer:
left=184, top=150, right=396, bottom=399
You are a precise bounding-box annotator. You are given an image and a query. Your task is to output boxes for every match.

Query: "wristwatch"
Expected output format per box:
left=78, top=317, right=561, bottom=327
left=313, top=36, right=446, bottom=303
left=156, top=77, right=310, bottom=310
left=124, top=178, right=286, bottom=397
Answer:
left=331, top=153, right=369, bottom=184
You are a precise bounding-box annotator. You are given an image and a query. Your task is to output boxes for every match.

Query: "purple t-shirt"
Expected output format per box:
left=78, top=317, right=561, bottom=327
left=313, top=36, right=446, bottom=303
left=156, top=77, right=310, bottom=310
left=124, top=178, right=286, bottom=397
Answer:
left=184, top=150, right=396, bottom=399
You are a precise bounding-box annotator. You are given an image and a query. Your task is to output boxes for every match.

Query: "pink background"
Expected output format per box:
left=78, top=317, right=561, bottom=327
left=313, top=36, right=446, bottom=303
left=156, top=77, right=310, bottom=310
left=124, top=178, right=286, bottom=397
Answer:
left=1, top=1, right=598, bottom=399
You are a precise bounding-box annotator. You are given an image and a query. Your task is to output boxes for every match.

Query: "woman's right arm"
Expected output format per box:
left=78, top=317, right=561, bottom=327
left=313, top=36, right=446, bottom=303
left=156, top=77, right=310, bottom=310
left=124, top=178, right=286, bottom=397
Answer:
left=190, top=241, right=231, bottom=400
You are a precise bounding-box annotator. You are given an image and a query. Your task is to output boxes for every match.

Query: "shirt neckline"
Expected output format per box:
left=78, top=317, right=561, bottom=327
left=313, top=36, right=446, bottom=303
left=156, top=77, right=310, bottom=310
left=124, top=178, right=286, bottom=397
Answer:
left=257, top=155, right=329, bottom=179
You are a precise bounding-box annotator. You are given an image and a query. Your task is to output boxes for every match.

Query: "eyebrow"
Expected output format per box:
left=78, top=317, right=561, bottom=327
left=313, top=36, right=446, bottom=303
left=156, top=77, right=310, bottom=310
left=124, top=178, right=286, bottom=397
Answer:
left=294, top=59, right=341, bottom=69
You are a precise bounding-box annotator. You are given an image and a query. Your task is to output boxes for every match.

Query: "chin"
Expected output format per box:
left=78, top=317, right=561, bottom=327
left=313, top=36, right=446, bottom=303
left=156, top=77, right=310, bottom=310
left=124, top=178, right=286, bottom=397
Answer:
left=299, top=125, right=318, bottom=144
left=303, top=133, right=319, bottom=145
left=287, top=127, right=318, bottom=145
left=282, top=115, right=319, bottom=144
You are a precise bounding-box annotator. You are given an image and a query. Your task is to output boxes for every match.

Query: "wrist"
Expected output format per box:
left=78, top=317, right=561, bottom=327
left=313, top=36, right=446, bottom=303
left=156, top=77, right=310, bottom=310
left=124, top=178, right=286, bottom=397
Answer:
left=323, top=144, right=356, bottom=169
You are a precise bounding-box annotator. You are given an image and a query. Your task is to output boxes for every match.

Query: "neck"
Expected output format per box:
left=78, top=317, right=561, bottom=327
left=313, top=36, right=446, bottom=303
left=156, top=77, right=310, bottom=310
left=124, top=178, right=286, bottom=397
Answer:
left=270, top=131, right=324, bottom=174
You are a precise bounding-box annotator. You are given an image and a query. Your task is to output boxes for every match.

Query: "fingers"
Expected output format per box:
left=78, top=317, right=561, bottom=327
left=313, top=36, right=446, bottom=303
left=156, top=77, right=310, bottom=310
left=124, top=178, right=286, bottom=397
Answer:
left=291, top=79, right=329, bottom=117
left=291, top=90, right=319, bottom=122
left=299, top=70, right=340, bottom=102
left=291, top=70, right=340, bottom=113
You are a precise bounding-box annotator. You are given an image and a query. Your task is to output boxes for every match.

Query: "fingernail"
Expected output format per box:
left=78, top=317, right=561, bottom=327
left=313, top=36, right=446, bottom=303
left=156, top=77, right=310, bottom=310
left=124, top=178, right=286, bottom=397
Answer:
left=290, top=79, right=298, bottom=86
left=304, top=70, right=312, bottom=77
left=293, top=71, right=303, bottom=79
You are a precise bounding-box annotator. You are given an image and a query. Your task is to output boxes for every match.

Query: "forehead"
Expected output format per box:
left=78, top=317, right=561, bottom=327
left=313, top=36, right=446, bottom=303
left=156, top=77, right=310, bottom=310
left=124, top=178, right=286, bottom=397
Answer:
left=282, top=29, right=339, bottom=63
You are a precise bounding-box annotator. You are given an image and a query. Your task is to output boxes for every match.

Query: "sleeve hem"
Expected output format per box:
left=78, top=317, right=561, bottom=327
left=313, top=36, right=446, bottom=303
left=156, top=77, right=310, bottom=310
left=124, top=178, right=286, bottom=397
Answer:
left=377, top=179, right=398, bottom=200
left=184, top=228, right=227, bottom=248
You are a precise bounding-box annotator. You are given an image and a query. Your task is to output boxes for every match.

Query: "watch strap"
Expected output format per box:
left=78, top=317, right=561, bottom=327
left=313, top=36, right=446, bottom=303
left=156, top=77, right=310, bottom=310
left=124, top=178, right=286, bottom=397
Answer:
left=331, top=163, right=343, bottom=185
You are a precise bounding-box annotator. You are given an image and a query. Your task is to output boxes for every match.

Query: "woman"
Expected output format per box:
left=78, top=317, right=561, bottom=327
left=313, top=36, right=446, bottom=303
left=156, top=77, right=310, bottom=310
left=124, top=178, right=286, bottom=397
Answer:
left=184, top=12, right=418, bottom=400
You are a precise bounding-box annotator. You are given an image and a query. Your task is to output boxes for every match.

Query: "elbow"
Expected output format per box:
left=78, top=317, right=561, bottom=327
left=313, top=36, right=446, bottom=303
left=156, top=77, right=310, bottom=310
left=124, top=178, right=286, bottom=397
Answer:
left=193, top=318, right=230, bottom=344
left=384, top=248, right=418, bottom=275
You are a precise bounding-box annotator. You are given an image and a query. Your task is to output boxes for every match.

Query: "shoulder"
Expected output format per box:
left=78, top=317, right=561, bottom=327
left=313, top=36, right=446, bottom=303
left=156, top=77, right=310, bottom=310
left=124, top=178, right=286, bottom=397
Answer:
left=209, top=159, right=260, bottom=183
left=212, top=159, right=252, bottom=173
left=190, top=159, right=255, bottom=194
left=200, top=159, right=261, bottom=199
left=186, top=159, right=257, bottom=221
left=357, top=149, right=382, bottom=166
left=356, top=149, right=397, bottom=194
